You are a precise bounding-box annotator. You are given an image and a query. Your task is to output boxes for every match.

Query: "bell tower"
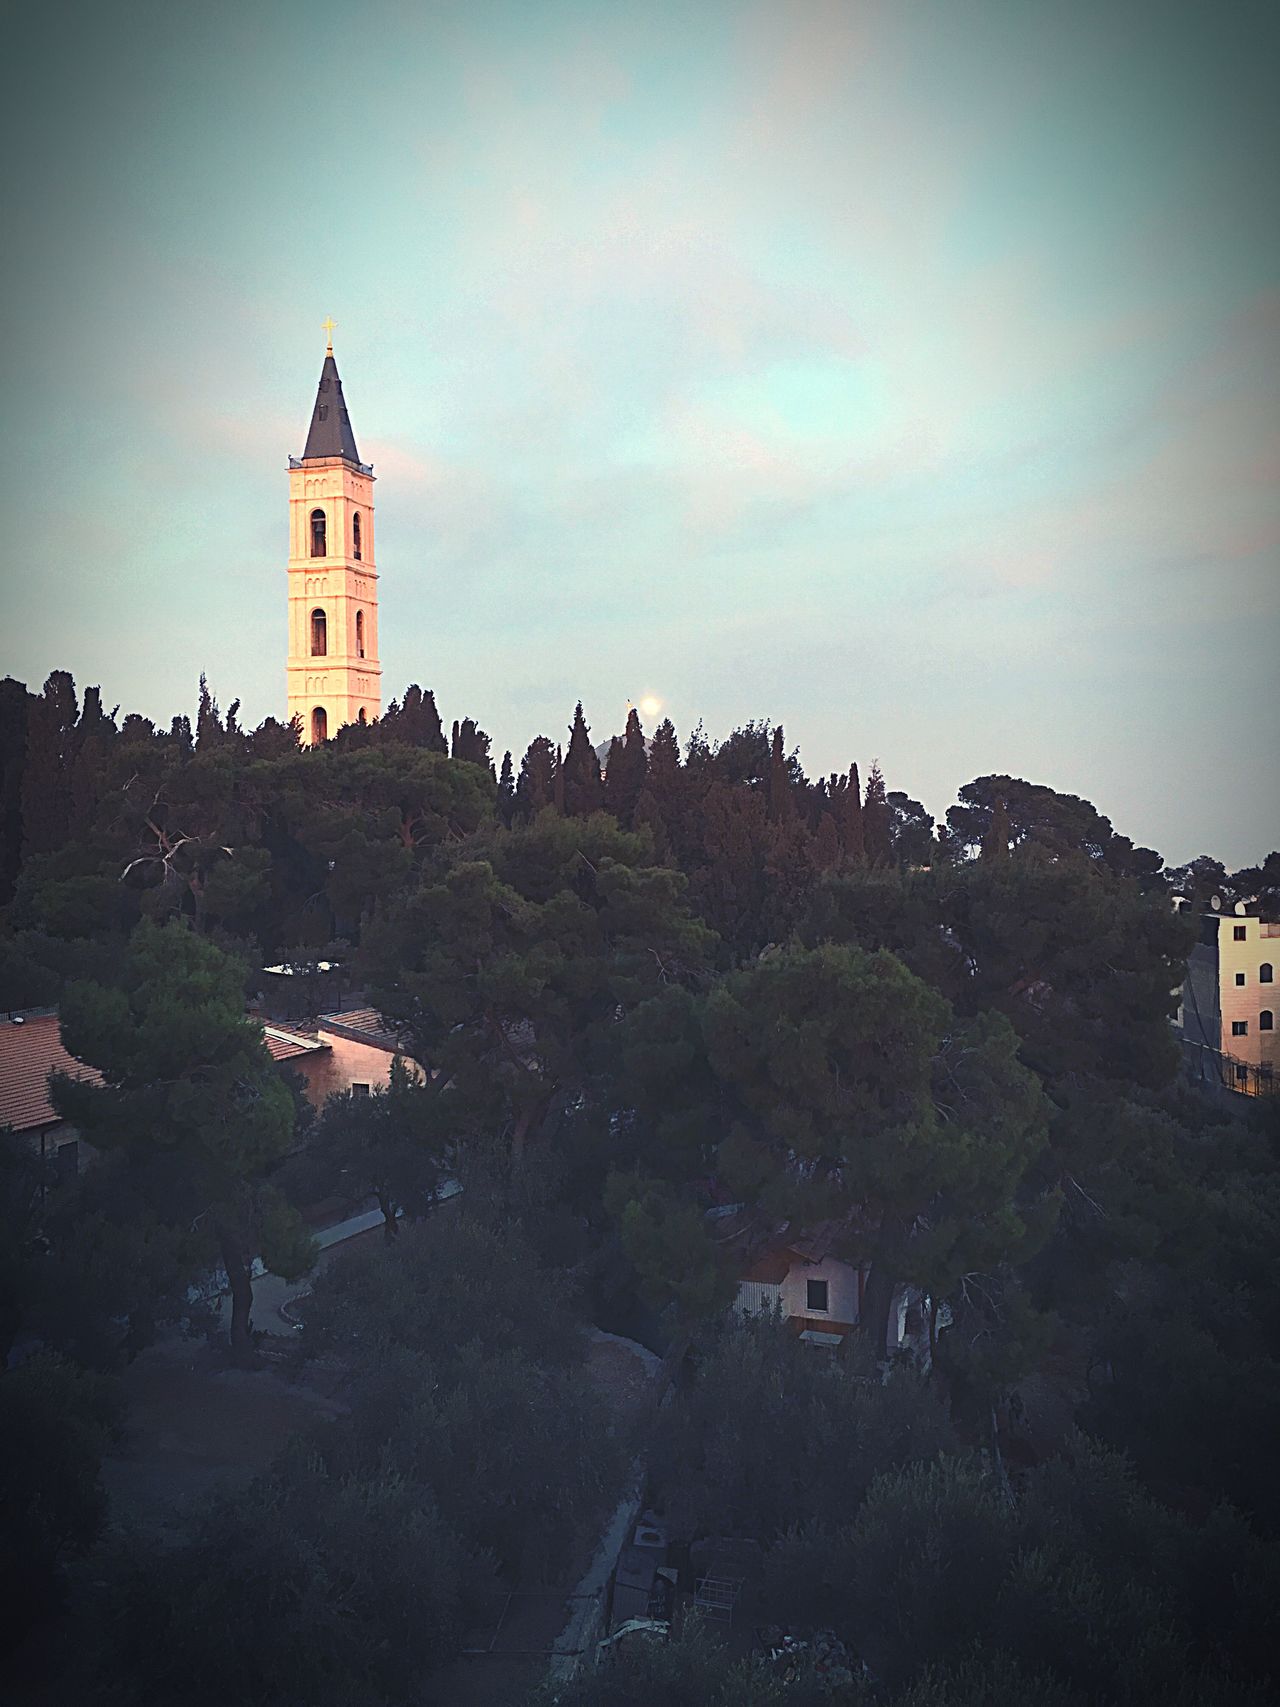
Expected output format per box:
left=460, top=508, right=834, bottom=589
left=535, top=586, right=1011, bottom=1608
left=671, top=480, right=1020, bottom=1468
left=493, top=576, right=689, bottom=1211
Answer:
left=286, top=323, right=381, bottom=744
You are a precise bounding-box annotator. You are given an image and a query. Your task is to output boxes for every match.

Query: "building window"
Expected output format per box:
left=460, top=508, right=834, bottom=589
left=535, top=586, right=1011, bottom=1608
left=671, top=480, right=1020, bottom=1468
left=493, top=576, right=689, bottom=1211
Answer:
left=310, top=508, right=327, bottom=557
left=351, top=1082, right=370, bottom=1096
left=355, top=609, right=365, bottom=658
left=353, top=512, right=362, bottom=559
left=310, top=608, right=327, bottom=656
left=358, top=706, right=368, bottom=724
left=807, top=1278, right=829, bottom=1313
left=1262, top=964, right=1274, bottom=984
left=311, top=706, right=327, bottom=745
left=1234, top=925, right=1248, bottom=941
left=1235, top=971, right=1247, bottom=986
left=1231, top=1020, right=1248, bottom=1036
left=1261, top=1011, right=1274, bottom=1032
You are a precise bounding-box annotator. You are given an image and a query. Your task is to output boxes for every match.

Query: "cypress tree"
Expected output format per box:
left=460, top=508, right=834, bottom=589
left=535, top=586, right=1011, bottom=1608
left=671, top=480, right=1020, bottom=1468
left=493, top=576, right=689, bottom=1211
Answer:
left=862, top=762, right=892, bottom=864
left=380, top=685, right=447, bottom=752
left=842, top=762, right=865, bottom=859
left=766, top=725, right=792, bottom=824
left=516, top=737, right=556, bottom=818
left=605, top=707, right=648, bottom=827
left=553, top=744, right=566, bottom=814
left=813, top=811, right=840, bottom=871
left=497, top=751, right=515, bottom=825
left=647, top=718, right=681, bottom=805
left=0, top=676, right=28, bottom=905
left=562, top=703, right=603, bottom=816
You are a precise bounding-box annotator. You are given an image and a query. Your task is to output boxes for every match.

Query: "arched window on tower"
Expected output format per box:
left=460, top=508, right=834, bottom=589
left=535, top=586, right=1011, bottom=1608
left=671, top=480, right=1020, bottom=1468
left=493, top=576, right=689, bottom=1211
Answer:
left=353, top=512, right=362, bottom=560
left=311, top=707, right=328, bottom=745
left=1261, top=963, right=1274, bottom=983
left=355, top=609, right=365, bottom=658
left=1261, top=1010, right=1275, bottom=1031
left=358, top=706, right=368, bottom=724
left=310, top=608, right=327, bottom=656
left=310, top=509, right=327, bottom=557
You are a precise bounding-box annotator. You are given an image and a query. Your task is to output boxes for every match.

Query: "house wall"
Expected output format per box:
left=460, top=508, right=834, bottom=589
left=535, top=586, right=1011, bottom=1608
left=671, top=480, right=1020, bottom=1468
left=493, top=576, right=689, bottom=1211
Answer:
left=288, top=1035, right=422, bottom=1108
left=735, top=1256, right=862, bottom=1327
left=1217, top=917, right=1279, bottom=1071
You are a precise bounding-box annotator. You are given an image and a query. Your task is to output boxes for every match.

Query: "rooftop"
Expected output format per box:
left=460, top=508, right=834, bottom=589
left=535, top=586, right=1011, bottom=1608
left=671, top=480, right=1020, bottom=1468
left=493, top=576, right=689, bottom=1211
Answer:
left=0, top=1010, right=103, bottom=1134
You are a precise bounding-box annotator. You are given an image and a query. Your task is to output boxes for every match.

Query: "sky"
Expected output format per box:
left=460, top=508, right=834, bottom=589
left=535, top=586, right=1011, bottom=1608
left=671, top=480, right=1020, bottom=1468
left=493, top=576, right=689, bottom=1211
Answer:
left=1, top=0, right=1276, bottom=868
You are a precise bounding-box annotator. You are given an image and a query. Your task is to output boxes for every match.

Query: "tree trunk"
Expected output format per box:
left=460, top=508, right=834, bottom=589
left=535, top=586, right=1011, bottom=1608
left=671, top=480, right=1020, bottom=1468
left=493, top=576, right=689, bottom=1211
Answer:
left=859, top=1260, right=897, bottom=1363
left=220, top=1228, right=255, bottom=1363
left=378, top=1190, right=399, bottom=1242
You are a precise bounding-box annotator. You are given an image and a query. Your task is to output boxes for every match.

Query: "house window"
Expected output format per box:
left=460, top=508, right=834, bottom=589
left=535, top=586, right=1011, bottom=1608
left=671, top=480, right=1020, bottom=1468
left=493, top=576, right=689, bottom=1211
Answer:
left=310, top=608, right=327, bottom=656
left=1231, top=1020, right=1248, bottom=1036
left=1234, top=925, right=1248, bottom=941
left=310, top=508, right=327, bottom=557
left=351, top=1082, right=370, bottom=1096
left=1261, top=964, right=1274, bottom=984
left=1235, top=972, right=1246, bottom=986
left=1261, top=1011, right=1274, bottom=1032
left=311, top=706, right=327, bottom=745
left=353, top=512, right=362, bottom=559
left=355, top=609, right=365, bottom=658
left=807, top=1278, right=829, bottom=1313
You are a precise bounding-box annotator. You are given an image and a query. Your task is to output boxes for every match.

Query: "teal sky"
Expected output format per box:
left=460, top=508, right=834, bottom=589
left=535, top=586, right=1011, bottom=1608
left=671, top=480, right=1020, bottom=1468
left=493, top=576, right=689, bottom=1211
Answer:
left=2, top=0, right=1277, bottom=866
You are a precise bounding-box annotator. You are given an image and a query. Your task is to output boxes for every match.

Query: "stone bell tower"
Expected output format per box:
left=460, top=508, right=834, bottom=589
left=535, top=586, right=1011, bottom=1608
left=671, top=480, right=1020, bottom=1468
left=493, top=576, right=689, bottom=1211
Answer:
left=286, top=322, right=381, bottom=744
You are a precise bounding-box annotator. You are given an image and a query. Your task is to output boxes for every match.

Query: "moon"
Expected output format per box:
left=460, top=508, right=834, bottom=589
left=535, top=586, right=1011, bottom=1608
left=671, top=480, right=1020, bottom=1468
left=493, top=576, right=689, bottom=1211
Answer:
left=638, top=694, right=663, bottom=719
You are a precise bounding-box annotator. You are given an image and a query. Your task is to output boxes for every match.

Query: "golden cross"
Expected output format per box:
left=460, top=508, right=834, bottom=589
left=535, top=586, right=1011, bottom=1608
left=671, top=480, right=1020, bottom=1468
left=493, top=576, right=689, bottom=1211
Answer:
left=322, top=315, right=336, bottom=351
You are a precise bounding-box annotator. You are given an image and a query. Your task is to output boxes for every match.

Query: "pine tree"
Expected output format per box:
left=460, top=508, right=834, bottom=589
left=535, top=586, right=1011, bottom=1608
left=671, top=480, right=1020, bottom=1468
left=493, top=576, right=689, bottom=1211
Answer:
left=562, top=703, right=603, bottom=816
left=605, top=707, right=647, bottom=827
left=862, top=762, right=892, bottom=864
left=983, top=795, right=1011, bottom=863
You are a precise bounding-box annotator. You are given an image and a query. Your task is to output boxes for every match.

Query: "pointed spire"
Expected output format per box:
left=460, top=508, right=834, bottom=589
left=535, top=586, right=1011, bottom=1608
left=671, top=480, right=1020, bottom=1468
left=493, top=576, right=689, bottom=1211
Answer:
left=302, top=344, right=362, bottom=464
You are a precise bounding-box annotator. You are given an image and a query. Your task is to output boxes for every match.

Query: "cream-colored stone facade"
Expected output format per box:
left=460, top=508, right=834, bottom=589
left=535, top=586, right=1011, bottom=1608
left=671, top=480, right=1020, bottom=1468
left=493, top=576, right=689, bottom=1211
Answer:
left=1216, top=914, right=1279, bottom=1071
left=286, top=455, right=381, bottom=743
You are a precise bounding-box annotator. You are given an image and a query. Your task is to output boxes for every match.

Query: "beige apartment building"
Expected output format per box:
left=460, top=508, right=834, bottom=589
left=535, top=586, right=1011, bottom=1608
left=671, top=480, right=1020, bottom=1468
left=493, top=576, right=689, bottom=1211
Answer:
left=1177, top=900, right=1278, bottom=1092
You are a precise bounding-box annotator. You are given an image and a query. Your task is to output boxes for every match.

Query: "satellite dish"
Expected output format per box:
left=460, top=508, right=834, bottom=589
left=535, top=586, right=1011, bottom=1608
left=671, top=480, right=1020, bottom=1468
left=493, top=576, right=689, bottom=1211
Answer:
left=1211, top=895, right=1221, bottom=911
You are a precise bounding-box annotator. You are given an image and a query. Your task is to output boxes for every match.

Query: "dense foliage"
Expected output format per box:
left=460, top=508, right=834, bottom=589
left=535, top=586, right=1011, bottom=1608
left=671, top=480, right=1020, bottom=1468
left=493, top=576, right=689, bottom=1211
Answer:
left=1, top=667, right=1276, bottom=1700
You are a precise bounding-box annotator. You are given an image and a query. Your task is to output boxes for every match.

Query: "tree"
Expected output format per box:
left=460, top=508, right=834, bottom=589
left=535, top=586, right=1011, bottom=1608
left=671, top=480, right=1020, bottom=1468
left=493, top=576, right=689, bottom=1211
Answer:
left=887, top=790, right=935, bottom=866
left=515, top=735, right=557, bottom=818
left=0, top=1354, right=122, bottom=1650
left=81, top=1456, right=493, bottom=1707
left=841, top=762, right=865, bottom=858
left=363, top=812, right=711, bottom=1166
left=51, top=921, right=314, bottom=1360
left=605, top=706, right=648, bottom=827
left=563, top=702, right=604, bottom=816
left=651, top=1320, right=957, bottom=1543
left=948, top=776, right=1118, bottom=864
left=304, top=1057, right=446, bottom=1241
left=861, top=763, right=891, bottom=864
left=983, top=794, right=1011, bottom=863
left=496, top=749, right=515, bottom=824
left=377, top=682, right=447, bottom=751
left=615, top=944, right=1047, bottom=1355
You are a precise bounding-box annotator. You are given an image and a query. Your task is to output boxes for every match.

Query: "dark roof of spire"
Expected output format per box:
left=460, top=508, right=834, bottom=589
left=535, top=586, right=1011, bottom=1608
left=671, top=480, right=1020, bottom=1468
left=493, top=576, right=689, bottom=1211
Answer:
left=302, top=352, right=361, bottom=463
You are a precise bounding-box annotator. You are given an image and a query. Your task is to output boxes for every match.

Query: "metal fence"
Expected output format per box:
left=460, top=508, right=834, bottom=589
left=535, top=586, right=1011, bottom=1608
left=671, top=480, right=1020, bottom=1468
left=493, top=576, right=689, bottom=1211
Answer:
left=1181, top=1038, right=1278, bottom=1099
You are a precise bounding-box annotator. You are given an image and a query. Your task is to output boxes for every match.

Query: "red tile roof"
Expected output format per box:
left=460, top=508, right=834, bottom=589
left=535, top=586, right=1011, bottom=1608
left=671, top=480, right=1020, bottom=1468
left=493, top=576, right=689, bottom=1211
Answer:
left=0, top=1012, right=103, bottom=1134
left=262, top=1025, right=327, bottom=1063
left=318, top=1008, right=403, bottom=1051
